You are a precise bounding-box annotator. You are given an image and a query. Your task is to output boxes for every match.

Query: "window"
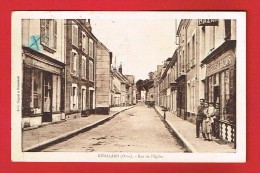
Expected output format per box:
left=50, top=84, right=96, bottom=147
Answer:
left=89, top=39, right=94, bottom=58
left=89, top=60, right=94, bottom=81
left=70, top=84, right=78, bottom=110
left=52, top=75, right=61, bottom=112
left=22, top=68, right=42, bottom=116
left=72, top=21, right=78, bottom=47
left=82, top=56, right=86, bottom=79
left=40, top=19, right=57, bottom=50
left=70, top=50, right=79, bottom=76
left=82, top=32, right=88, bottom=54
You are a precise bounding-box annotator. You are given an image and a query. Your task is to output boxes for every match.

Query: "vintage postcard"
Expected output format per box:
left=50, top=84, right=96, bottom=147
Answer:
left=11, top=11, right=246, bottom=162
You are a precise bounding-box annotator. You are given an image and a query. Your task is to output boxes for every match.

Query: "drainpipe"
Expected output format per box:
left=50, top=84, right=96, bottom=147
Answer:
left=62, top=19, right=67, bottom=120
left=184, top=21, right=188, bottom=120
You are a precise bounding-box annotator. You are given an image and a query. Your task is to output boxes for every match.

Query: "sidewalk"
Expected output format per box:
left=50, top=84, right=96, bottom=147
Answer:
left=154, top=105, right=235, bottom=153
left=22, top=106, right=135, bottom=151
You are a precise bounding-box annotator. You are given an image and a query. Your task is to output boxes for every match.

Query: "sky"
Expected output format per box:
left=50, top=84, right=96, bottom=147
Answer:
left=91, top=19, right=178, bottom=81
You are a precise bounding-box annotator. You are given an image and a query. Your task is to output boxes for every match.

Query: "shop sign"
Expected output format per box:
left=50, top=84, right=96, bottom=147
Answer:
left=24, top=56, right=61, bottom=74
left=206, top=55, right=232, bottom=76
left=198, top=19, right=219, bottom=26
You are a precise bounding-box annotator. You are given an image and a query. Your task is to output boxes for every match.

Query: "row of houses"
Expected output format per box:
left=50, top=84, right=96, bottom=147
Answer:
left=21, top=19, right=136, bottom=128
left=147, top=19, right=236, bottom=147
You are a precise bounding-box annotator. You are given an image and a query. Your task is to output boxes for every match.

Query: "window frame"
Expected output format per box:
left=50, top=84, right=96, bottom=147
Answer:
left=40, top=19, right=57, bottom=52
left=81, top=56, right=87, bottom=79
left=89, top=60, right=94, bottom=82
left=70, top=83, right=78, bottom=110
left=70, top=49, right=79, bottom=76
left=89, top=38, right=94, bottom=58
left=72, top=21, right=79, bottom=47
left=82, top=31, right=88, bottom=54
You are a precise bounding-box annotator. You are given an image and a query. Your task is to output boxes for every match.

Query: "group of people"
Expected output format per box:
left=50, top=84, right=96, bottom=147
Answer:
left=196, top=99, right=220, bottom=141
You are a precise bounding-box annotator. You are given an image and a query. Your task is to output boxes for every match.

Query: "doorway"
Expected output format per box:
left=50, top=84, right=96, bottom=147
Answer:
left=214, top=86, right=220, bottom=104
left=42, top=73, right=52, bottom=122
left=89, top=90, right=94, bottom=112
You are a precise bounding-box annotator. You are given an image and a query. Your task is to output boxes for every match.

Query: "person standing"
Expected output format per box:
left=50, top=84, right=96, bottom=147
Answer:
left=203, top=102, right=215, bottom=141
left=196, top=99, right=206, bottom=138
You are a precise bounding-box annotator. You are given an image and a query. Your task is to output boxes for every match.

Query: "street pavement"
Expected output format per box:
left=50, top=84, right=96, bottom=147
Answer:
left=22, top=106, right=134, bottom=151
left=42, top=104, right=184, bottom=152
left=22, top=104, right=235, bottom=153
left=154, top=105, right=236, bottom=153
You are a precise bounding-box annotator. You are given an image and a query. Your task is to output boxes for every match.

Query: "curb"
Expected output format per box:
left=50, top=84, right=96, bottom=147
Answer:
left=23, top=120, right=66, bottom=131
left=154, top=107, right=198, bottom=153
left=23, top=106, right=135, bottom=152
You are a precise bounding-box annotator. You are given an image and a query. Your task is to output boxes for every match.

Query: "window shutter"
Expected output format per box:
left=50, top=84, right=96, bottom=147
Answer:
left=72, top=25, right=74, bottom=46
left=76, top=27, right=78, bottom=47
left=75, top=87, right=78, bottom=109
left=53, top=20, right=57, bottom=49
left=82, top=34, right=85, bottom=52
left=73, top=54, right=77, bottom=73
left=40, top=19, right=45, bottom=45
left=74, top=54, right=78, bottom=75
left=70, top=52, right=74, bottom=74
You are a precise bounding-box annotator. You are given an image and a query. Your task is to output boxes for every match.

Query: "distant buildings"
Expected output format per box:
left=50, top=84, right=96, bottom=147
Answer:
left=111, top=64, right=136, bottom=107
left=21, top=19, right=136, bottom=128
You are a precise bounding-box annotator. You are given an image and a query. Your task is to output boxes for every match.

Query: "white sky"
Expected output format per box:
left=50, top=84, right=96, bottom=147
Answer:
left=91, top=19, right=178, bottom=81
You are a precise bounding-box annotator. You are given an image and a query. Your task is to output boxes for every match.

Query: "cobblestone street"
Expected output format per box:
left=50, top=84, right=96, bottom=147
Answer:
left=42, top=104, right=184, bottom=152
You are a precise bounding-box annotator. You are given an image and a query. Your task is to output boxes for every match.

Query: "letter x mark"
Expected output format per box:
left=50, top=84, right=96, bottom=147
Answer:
left=29, top=36, right=40, bottom=50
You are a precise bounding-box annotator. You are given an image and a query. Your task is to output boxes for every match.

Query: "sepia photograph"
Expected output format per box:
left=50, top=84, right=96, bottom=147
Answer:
left=11, top=11, right=246, bottom=162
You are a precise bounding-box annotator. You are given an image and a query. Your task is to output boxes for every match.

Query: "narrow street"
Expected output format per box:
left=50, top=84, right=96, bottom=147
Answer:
left=42, top=104, right=184, bottom=152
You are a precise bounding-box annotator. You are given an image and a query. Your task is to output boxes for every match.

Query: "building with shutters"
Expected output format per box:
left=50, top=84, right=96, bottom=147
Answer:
left=21, top=19, right=66, bottom=127
left=64, top=19, right=97, bottom=118
left=200, top=19, right=237, bottom=147
left=153, top=19, right=237, bottom=147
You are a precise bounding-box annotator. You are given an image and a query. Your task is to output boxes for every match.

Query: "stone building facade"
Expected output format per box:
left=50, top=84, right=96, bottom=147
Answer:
left=21, top=19, right=66, bottom=127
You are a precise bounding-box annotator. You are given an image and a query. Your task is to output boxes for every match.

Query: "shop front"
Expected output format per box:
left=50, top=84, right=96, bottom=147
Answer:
left=22, top=47, right=65, bottom=128
left=202, top=40, right=236, bottom=148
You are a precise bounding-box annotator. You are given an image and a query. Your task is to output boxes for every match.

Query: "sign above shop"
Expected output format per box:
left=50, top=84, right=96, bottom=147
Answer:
left=198, top=19, right=219, bottom=26
left=206, top=54, right=233, bottom=76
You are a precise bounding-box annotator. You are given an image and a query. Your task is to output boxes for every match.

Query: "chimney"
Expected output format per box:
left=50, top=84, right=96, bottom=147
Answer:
left=119, top=63, right=122, bottom=74
left=86, top=19, right=92, bottom=32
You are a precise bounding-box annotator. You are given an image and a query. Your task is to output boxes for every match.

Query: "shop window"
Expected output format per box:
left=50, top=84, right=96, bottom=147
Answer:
left=82, top=32, right=88, bottom=54
left=52, top=75, right=61, bottom=112
left=72, top=21, right=78, bottom=47
left=70, top=50, right=79, bottom=76
left=219, top=69, right=234, bottom=122
left=89, top=39, right=94, bottom=58
left=70, top=84, right=78, bottom=110
left=33, top=70, right=42, bottom=114
left=89, top=60, right=94, bottom=81
left=40, top=19, right=57, bottom=51
left=22, top=68, right=42, bottom=116
left=82, top=56, right=87, bottom=79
